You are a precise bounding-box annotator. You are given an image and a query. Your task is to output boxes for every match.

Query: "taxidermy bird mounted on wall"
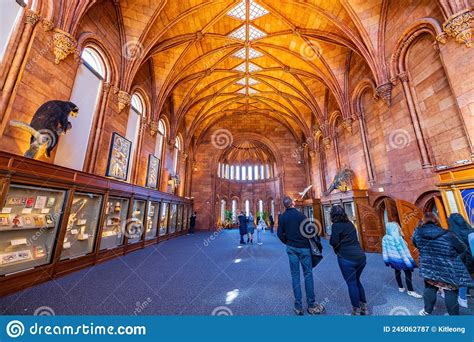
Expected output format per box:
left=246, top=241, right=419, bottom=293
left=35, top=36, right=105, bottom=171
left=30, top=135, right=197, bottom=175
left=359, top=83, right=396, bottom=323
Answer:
left=9, top=100, right=78, bottom=159
left=298, top=184, right=313, bottom=200
left=324, top=168, right=355, bottom=195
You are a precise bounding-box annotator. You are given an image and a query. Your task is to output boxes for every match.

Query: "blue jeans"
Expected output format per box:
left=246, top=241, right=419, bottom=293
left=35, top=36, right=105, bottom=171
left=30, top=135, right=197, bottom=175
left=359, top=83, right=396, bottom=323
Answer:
left=337, top=256, right=367, bottom=308
left=459, top=287, right=467, bottom=301
left=286, top=245, right=315, bottom=310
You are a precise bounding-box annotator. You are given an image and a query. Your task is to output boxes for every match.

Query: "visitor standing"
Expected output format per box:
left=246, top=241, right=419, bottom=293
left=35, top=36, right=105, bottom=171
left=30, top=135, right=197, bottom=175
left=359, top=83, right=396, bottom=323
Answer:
left=188, top=211, right=197, bottom=235
left=247, top=212, right=255, bottom=244
left=237, top=211, right=248, bottom=245
left=256, top=216, right=266, bottom=245
left=447, top=213, right=474, bottom=308
left=269, top=214, right=275, bottom=234
left=413, top=213, right=473, bottom=316
left=329, top=205, right=368, bottom=315
left=382, top=222, right=422, bottom=298
left=277, top=196, right=325, bottom=315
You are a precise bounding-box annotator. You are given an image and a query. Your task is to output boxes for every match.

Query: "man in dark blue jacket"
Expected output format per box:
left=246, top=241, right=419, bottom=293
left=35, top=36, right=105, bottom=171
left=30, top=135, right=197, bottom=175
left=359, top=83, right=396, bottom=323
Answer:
left=278, top=196, right=325, bottom=315
left=237, top=211, right=248, bottom=245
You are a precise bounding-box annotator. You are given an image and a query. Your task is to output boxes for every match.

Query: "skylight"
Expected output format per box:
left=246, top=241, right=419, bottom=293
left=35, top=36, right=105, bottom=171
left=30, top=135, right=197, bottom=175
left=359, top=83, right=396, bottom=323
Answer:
left=248, top=0, right=269, bottom=20
left=229, top=26, right=246, bottom=41
left=234, top=63, right=246, bottom=72
left=248, top=62, right=261, bottom=72
left=247, top=77, right=258, bottom=86
left=248, top=48, right=262, bottom=59
left=237, top=88, right=247, bottom=94
left=227, top=0, right=269, bottom=21
left=233, top=48, right=247, bottom=59
left=248, top=24, right=266, bottom=40
left=248, top=87, right=258, bottom=94
left=227, top=0, right=246, bottom=21
left=236, top=78, right=247, bottom=86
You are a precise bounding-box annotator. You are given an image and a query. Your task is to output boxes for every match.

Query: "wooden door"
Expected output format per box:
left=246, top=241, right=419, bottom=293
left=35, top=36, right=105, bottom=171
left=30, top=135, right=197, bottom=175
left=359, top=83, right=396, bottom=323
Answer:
left=357, top=203, right=383, bottom=252
left=396, top=199, right=423, bottom=261
left=384, top=198, right=400, bottom=224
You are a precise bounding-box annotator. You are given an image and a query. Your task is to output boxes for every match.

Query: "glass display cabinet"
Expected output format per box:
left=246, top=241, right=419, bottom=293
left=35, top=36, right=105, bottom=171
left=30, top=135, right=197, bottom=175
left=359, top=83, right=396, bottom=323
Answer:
left=169, top=203, right=177, bottom=234
left=100, top=197, right=129, bottom=250
left=127, top=200, right=146, bottom=244
left=176, top=204, right=183, bottom=232
left=183, top=206, right=189, bottom=231
left=60, top=192, right=102, bottom=260
left=145, top=202, right=159, bottom=240
left=159, top=202, right=169, bottom=237
left=0, top=184, right=66, bottom=276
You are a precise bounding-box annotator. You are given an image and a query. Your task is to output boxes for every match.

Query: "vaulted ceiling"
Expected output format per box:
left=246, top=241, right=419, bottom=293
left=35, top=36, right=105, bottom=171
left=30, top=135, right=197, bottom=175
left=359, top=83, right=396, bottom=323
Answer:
left=119, top=0, right=390, bottom=146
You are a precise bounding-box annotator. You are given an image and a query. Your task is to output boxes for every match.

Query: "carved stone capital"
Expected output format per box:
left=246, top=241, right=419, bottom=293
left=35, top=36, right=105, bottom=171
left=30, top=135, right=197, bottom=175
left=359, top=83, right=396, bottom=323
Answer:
left=443, top=9, right=473, bottom=47
left=116, top=90, right=131, bottom=112
left=375, top=82, right=393, bottom=106
left=148, top=120, right=158, bottom=136
left=322, top=137, right=331, bottom=150
left=436, top=31, right=448, bottom=44
left=52, top=29, right=77, bottom=64
left=308, top=150, right=316, bottom=158
left=41, top=18, right=54, bottom=31
left=398, top=71, right=409, bottom=83
left=25, top=10, right=40, bottom=26
left=341, top=117, right=353, bottom=133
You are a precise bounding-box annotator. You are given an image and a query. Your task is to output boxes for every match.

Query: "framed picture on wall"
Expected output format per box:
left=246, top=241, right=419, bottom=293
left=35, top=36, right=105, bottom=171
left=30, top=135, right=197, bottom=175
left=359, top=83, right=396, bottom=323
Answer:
left=105, top=132, right=132, bottom=181
left=146, top=154, right=160, bottom=189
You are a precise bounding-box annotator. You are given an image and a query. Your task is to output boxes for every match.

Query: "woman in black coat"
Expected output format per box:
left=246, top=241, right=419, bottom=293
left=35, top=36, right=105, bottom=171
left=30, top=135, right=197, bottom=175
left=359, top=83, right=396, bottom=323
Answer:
left=329, top=205, right=368, bottom=315
left=412, top=213, right=473, bottom=315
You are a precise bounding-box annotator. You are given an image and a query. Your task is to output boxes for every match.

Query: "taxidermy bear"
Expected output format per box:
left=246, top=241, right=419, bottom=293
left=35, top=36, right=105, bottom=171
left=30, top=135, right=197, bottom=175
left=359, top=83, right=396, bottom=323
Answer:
left=9, top=100, right=78, bottom=159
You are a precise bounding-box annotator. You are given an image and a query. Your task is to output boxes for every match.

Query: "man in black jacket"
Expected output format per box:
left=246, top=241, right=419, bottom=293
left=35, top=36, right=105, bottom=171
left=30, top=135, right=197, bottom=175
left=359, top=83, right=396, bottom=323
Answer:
left=237, top=211, right=248, bottom=244
left=188, top=212, right=197, bottom=235
left=277, top=196, right=325, bottom=315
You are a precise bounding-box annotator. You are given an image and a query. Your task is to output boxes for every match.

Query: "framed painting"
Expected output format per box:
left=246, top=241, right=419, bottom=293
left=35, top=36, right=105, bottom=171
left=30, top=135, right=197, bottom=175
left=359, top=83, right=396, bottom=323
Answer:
left=105, top=132, right=132, bottom=181
left=146, top=154, right=160, bottom=189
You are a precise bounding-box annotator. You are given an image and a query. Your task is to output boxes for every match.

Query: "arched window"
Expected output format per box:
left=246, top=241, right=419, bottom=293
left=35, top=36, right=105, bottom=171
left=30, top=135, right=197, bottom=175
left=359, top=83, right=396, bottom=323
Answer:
left=260, top=165, right=265, bottom=179
left=172, top=136, right=182, bottom=175
left=266, top=164, right=270, bottom=178
left=232, top=199, right=238, bottom=223
left=217, top=162, right=221, bottom=178
left=271, top=199, right=275, bottom=218
left=258, top=200, right=263, bottom=217
left=225, top=164, right=229, bottom=179
left=230, top=165, right=234, bottom=179
left=247, top=165, right=253, bottom=181
left=245, top=199, right=250, bottom=216
left=155, top=120, right=166, bottom=158
left=0, top=0, right=27, bottom=62
left=125, top=93, right=145, bottom=181
left=55, top=46, right=107, bottom=171
left=242, top=165, right=246, bottom=180
left=220, top=199, right=226, bottom=224
left=254, top=165, right=259, bottom=180
left=236, top=165, right=240, bottom=180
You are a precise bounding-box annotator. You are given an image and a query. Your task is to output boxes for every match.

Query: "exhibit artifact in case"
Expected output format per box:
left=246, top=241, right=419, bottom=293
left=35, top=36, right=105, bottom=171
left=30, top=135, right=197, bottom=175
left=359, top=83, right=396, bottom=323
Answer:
left=100, top=197, right=129, bottom=250
left=60, top=192, right=102, bottom=260
left=146, top=202, right=159, bottom=240
left=127, top=200, right=146, bottom=244
left=169, top=203, right=177, bottom=234
left=0, top=184, right=65, bottom=276
left=159, top=202, right=169, bottom=236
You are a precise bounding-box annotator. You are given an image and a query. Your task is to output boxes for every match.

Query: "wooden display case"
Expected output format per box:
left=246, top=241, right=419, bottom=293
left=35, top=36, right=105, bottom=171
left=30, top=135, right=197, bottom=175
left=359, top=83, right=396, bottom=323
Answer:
left=0, top=151, right=192, bottom=296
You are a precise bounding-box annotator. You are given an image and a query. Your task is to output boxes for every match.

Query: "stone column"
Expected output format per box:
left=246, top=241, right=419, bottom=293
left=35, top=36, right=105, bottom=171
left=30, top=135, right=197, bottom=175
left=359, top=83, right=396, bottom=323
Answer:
left=398, top=72, right=432, bottom=168
left=355, top=112, right=375, bottom=184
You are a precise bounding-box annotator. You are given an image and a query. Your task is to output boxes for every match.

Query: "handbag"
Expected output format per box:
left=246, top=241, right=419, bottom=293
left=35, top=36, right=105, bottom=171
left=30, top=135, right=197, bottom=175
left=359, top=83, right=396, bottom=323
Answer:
left=309, top=235, right=323, bottom=268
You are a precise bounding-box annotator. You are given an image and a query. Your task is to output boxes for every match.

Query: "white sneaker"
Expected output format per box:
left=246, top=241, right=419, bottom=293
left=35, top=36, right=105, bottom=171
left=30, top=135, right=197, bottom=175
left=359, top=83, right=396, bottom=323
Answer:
left=399, top=287, right=406, bottom=292
left=258, top=243, right=263, bottom=246
left=419, top=309, right=430, bottom=316
left=458, top=297, right=468, bottom=308
left=408, top=291, right=422, bottom=299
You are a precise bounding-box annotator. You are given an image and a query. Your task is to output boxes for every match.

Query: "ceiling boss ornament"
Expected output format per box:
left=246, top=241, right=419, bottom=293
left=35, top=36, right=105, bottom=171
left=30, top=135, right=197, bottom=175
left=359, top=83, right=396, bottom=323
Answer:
left=443, top=9, right=473, bottom=48
left=52, top=29, right=78, bottom=64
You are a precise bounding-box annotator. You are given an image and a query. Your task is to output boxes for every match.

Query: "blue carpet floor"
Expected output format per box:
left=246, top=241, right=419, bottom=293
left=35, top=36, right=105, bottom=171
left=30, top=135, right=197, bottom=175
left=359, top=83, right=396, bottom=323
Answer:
left=1, top=229, right=473, bottom=316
